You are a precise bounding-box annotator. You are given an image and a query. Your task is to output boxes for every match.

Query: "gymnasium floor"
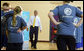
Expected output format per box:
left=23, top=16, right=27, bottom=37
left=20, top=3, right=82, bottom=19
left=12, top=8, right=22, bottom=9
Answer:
left=1, top=41, right=83, bottom=50
left=23, top=41, right=58, bottom=50
left=23, top=41, right=83, bottom=50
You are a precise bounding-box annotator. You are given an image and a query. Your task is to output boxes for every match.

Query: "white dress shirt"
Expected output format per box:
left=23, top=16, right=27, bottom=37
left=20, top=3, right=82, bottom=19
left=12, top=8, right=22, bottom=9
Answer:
left=27, top=16, right=42, bottom=30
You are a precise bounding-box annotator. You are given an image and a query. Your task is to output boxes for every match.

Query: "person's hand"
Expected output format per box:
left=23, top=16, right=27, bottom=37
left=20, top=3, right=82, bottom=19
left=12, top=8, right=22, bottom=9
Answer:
left=73, top=23, right=80, bottom=28
left=27, top=28, right=28, bottom=31
left=57, top=22, right=62, bottom=25
left=48, top=12, right=53, bottom=19
left=17, top=28, right=22, bottom=32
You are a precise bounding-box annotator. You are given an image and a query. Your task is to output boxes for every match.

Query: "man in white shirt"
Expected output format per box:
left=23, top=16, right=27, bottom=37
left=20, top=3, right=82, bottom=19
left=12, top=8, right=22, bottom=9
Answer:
left=27, top=10, right=42, bottom=49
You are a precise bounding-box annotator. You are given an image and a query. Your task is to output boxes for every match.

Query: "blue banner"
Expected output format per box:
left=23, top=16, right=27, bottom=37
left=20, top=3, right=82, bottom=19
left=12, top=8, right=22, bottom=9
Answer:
left=22, top=11, right=30, bottom=41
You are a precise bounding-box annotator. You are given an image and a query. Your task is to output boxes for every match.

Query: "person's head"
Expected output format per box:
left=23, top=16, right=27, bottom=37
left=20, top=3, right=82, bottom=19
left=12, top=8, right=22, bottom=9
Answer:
left=12, top=6, right=22, bottom=27
left=2, top=2, right=10, bottom=11
left=63, top=1, right=73, bottom=4
left=34, top=10, right=38, bottom=17
left=14, top=6, right=22, bottom=15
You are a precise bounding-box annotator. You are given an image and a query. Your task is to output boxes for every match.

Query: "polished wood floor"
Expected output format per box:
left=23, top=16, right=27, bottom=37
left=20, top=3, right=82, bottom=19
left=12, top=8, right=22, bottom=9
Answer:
left=23, top=41, right=83, bottom=50
left=1, top=41, right=83, bottom=50
left=23, top=41, right=58, bottom=50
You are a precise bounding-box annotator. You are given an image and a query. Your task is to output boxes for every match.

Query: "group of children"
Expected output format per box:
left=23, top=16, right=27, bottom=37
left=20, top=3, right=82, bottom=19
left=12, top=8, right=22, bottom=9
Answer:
left=1, top=1, right=83, bottom=50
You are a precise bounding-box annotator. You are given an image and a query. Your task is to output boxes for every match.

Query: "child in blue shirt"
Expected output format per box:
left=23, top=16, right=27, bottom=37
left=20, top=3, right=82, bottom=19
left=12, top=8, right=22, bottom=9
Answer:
left=48, top=1, right=83, bottom=50
left=73, top=17, right=83, bottom=49
left=73, top=7, right=83, bottom=50
left=1, top=2, right=14, bottom=50
left=6, top=6, right=27, bottom=50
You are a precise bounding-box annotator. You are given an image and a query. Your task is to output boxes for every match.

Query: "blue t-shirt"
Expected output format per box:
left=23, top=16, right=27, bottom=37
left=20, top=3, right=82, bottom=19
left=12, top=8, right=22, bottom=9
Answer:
left=51, top=4, right=83, bottom=36
left=7, top=15, right=27, bottom=43
left=1, top=10, right=14, bottom=26
left=73, top=17, right=82, bottom=43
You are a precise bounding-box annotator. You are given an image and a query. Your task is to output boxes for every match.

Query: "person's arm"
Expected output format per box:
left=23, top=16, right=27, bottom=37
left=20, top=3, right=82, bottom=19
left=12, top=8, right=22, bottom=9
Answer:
left=74, top=15, right=83, bottom=27
left=48, top=6, right=61, bottom=25
left=20, top=17, right=27, bottom=31
left=48, top=12, right=61, bottom=25
left=17, top=26, right=27, bottom=32
left=4, top=11, right=14, bottom=16
left=74, top=7, right=83, bottom=27
left=6, top=29, right=9, bottom=37
left=20, top=26, right=27, bottom=30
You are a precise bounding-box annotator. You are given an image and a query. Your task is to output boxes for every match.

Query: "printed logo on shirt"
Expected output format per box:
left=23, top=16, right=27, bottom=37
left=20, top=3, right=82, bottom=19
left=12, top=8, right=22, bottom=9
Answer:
left=64, top=8, right=72, bottom=16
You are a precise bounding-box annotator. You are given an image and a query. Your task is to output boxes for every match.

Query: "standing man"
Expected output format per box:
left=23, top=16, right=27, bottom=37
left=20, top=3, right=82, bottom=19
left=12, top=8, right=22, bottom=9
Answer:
left=27, top=10, right=42, bottom=49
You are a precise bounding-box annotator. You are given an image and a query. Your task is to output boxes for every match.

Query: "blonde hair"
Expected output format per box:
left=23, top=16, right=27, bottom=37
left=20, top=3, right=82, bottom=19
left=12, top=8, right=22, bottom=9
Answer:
left=12, top=6, right=22, bottom=27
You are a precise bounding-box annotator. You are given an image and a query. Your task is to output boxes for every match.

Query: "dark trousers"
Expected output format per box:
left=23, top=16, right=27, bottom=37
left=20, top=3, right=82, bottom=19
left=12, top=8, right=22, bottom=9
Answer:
left=1, top=34, right=7, bottom=47
left=1, top=27, right=7, bottom=48
left=6, top=43, right=23, bottom=50
left=56, top=35, right=76, bottom=50
left=29, top=26, right=38, bottom=47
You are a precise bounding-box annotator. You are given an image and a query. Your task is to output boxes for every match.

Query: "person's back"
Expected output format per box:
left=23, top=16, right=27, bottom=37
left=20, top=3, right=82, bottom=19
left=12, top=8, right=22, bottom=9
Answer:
left=7, top=16, right=25, bottom=43
left=48, top=1, right=83, bottom=50
left=6, top=6, right=27, bottom=50
left=56, top=4, right=82, bottom=36
left=1, top=2, right=14, bottom=50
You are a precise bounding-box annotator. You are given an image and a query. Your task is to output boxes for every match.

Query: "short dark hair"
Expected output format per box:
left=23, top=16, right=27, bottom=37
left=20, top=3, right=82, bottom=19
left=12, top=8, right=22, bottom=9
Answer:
left=77, top=6, right=81, bottom=10
left=3, top=2, right=10, bottom=7
left=64, top=1, right=73, bottom=3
